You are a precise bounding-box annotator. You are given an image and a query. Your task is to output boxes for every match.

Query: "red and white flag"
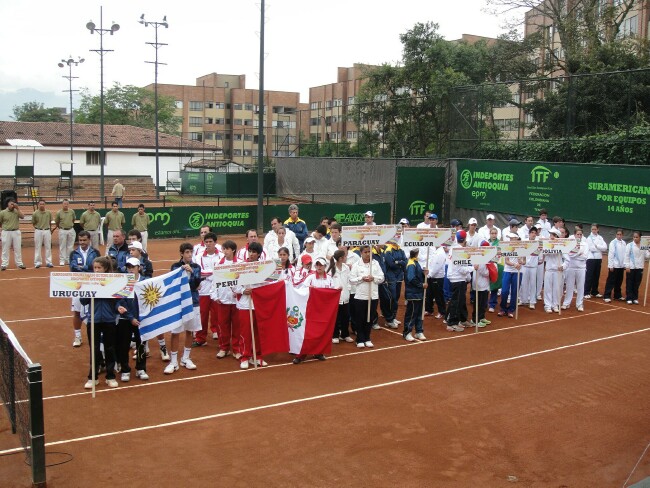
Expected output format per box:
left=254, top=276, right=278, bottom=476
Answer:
left=285, top=282, right=340, bottom=355
left=251, top=281, right=289, bottom=355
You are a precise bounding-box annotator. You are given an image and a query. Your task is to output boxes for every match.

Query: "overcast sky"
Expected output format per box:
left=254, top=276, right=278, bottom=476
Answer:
left=0, top=0, right=515, bottom=119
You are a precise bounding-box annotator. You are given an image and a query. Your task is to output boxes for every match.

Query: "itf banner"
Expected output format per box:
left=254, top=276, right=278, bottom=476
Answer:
left=456, top=159, right=650, bottom=230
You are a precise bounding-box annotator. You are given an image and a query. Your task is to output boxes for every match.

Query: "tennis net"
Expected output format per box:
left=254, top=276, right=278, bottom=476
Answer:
left=0, top=319, right=46, bottom=487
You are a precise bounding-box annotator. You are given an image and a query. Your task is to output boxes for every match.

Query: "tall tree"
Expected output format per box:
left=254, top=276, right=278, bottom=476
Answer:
left=12, top=102, right=66, bottom=122
left=75, top=83, right=181, bottom=135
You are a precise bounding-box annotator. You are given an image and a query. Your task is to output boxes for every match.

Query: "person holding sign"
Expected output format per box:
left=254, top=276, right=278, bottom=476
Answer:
left=194, top=232, right=222, bottom=347
left=498, top=234, right=524, bottom=318
left=543, top=228, right=565, bottom=313
left=404, top=249, right=427, bottom=341
left=603, top=229, right=627, bottom=303
left=69, top=231, right=101, bottom=348
left=521, top=227, right=541, bottom=309
left=212, top=240, right=242, bottom=359
left=624, top=231, right=650, bottom=305
left=383, top=238, right=407, bottom=329
left=446, top=231, right=473, bottom=331
left=471, top=241, right=492, bottom=327
left=329, top=250, right=353, bottom=343
left=81, top=256, right=120, bottom=389
left=562, top=228, right=589, bottom=312
left=349, top=245, right=385, bottom=348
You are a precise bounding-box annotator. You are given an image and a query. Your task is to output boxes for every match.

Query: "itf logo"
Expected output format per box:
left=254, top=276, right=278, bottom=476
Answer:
left=409, top=200, right=434, bottom=216
left=531, top=165, right=559, bottom=183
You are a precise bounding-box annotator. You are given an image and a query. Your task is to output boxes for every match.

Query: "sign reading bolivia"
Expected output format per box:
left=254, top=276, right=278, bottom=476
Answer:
left=50, top=272, right=136, bottom=299
left=212, top=260, right=278, bottom=289
left=456, top=159, right=650, bottom=230
left=401, top=228, right=453, bottom=248
left=640, top=236, right=650, bottom=251
left=451, top=246, right=498, bottom=266
left=498, top=240, right=540, bottom=258
left=341, top=225, right=399, bottom=247
left=540, top=238, right=577, bottom=255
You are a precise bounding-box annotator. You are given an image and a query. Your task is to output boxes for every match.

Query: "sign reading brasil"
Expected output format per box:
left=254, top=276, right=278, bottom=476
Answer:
left=456, top=159, right=650, bottom=231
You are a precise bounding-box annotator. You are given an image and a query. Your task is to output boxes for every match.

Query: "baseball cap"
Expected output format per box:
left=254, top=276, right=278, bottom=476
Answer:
left=301, top=254, right=313, bottom=264
left=399, top=218, right=409, bottom=225
left=314, top=257, right=327, bottom=266
left=509, top=218, right=522, bottom=227
left=468, top=217, right=478, bottom=225
left=126, top=257, right=141, bottom=267
left=456, top=230, right=467, bottom=242
left=364, top=211, right=375, bottom=217
left=486, top=214, right=495, bottom=220
left=429, top=213, right=438, bottom=220
left=128, top=241, right=143, bottom=250
left=508, top=232, right=520, bottom=239
left=304, top=236, right=316, bottom=244
left=549, top=228, right=561, bottom=236
left=480, top=240, right=490, bottom=247
left=450, top=219, right=462, bottom=227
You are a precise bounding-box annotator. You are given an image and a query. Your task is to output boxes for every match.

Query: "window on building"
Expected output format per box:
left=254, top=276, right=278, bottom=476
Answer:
left=310, top=102, right=319, bottom=110
left=233, top=149, right=242, bottom=156
left=215, top=118, right=225, bottom=125
left=254, top=135, right=266, bottom=144
left=215, top=102, right=225, bottom=109
left=233, top=118, right=242, bottom=126
left=619, top=15, right=638, bottom=38
left=234, top=134, right=242, bottom=141
left=189, top=117, right=202, bottom=127
left=233, top=103, right=243, bottom=110
left=348, top=96, right=355, bottom=105
left=189, top=101, right=202, bottom=111
left=205, top=132, right=214, bottom=140
left=243, top=119, right=253, bottom=126
left=216, top=133, right=224, bottom=140
left=86, top=151, right=105, bottom=166
left=326, top=100, right=332, bottom=109
left=189, top=132, right=203, bottom=142
left=244, top=103, right=253, bottom=111
left=243, top=149, right=252, bottom=156
left=205, top=117, right=213, bottom=124
left=205, top=102, right=214, bottom=109
left=175, top=100, right=183, bottom=109
left=244, top=134, right=253, bottom=141
left=310, top=118, right=320, bottom=126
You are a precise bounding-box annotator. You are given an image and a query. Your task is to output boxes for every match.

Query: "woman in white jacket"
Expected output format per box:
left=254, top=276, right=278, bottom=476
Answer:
left=329, top=250, right=353, bottom=343
left=584, top=224, right=608, bottom=299
left=624, top=231, right=650, bottom=304
left=562, top=228, right=589, bottom=311
left=349, top=246, right=384, bottom=348
left=603, top=229, right=627, bottom=303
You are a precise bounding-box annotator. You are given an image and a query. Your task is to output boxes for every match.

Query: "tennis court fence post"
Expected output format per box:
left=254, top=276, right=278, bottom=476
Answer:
left=28, top=364, right=46, bottom=487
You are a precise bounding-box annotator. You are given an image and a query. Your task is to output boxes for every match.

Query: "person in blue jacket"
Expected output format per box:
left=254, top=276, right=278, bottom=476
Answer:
left=80, top=256, right=120, bottom=389
left=404, top=249, right=428, bottom=341
left=116, top=257, right=149, bottom=382
left=383, top=238, right=407, bottom=329
left=107, top=228, right=130, bottom=273
left=69, top=230, right=101, bottom=348
left=284, top=204, right=308, bottom=251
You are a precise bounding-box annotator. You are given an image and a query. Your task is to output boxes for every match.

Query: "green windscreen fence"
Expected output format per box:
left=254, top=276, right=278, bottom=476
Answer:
left=180, top=172, right=276, bottom=196
left=456, top=159, right=649, bottom=230
left=395, top=166, right=445, bottom=224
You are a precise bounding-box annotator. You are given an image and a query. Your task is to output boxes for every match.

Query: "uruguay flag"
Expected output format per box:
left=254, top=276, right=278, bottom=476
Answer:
left=135, top=267, right=194, bottom=341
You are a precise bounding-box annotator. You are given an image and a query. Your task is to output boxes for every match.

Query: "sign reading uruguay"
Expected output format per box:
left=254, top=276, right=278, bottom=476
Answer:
left=50, top=272, right=135, bottom=299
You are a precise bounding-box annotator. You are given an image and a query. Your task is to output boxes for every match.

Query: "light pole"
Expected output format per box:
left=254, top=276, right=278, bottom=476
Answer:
left=139, top=14, right=168, bottom=200
left=87, top=7, right=119, bottom=204
left=58, top=56, right=84, bottom=161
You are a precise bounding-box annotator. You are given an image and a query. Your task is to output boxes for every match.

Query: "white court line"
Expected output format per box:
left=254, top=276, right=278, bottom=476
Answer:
left=5, top=316, right=71, bottom=324
left=1, top=326, right=646, bottom=455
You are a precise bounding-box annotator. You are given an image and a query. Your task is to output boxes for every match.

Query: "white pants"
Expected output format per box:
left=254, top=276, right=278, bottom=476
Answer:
left=1, top=230, right=23, bottom=268
left=34, top=229, right=52, bottom=266
left=521, top=267, right=537, bottom=305
left=536, top=263, right=545, bottom=298
left=58, top=228, right=76, bottom=265
left=105, top=229, right=115, bottom=255
left=543, top=269, right=563, bottom=310
left=563, top=268, right=586, bottom=308
left=140, top=231, right=148, bottom=252
left=87, top=229, right=100, bottom=250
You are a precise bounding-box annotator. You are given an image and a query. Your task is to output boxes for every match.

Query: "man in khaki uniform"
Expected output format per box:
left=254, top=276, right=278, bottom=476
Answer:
left=79, top=201, right=101, bottom=249
left=104, top=201, right=126, bottom=254
left=55, top=198, right=77, bottom=266
left=32, top=199, right=53, bottom=268
left=111, top=179, right=125, bottom=208
left=131, top=203, right=150, bottom=251
left=0, top=198, right=25, bottom=270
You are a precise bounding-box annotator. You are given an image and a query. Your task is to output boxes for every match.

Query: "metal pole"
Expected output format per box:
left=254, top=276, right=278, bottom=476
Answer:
left=68, top=63, right=74, bottom=160
left=154, top=25, right=160, bottom=198
left=99, top=6, right=105, bottom=203
left=256, top=0, right=265, bottom=234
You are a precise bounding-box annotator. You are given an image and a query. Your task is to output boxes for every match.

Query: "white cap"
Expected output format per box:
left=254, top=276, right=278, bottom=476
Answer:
left=549, top=228, right=561, bottom=236
left=399, top=218, right=409, bottom=225
left=126, top=257, right=141, bottom=267
left=315, top=257, right=327, bottom=266
left=468, top=217, right=478, bottom=225
left=128, top=241, right=143, bottom=250
left=508, top=232, right=520, bottom=239
left=304, top=236, right=316, bottom=243
left=364, top=211, right=375, bottom=217
left=486, top=214, right=495, bottom=220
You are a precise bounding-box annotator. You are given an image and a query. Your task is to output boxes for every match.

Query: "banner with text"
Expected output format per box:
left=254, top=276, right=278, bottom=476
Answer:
left=50, top=272, right=136, bottom=299
left=401, top=228, right=453, bottom=248
left=395, top=166, right=446, bottom=224
left=212, top=260, right=277, bottom=290
left=341, top=225, right=399, bottom=247
left=456, top=159, right=649, bottom=230
left=451, top=246, right=498, bottom=266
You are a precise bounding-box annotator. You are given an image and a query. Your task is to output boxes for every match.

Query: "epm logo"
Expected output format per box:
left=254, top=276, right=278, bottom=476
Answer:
left=531, top=165, right=559, bottom=184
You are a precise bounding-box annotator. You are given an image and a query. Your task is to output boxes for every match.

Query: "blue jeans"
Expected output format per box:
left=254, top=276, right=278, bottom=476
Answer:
left=500, top=271, right=520, bottom=314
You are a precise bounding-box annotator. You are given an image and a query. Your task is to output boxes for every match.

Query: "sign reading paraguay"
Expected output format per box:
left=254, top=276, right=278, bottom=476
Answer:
left=456, top=160, right=650, bottom=230
left=341, top=225, right=399, bottom=247
left=50, top=272, right=136, bottom=298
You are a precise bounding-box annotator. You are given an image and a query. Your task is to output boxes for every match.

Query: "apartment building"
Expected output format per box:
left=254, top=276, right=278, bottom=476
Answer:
left=149, top=73, right=308, bottom=167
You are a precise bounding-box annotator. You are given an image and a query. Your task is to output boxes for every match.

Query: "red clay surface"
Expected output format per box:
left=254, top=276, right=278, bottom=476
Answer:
left=1, top=237, right=649, bottom=488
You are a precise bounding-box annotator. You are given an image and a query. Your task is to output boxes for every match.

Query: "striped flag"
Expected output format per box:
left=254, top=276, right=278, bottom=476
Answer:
left=135, top=267, right=194, bottom=341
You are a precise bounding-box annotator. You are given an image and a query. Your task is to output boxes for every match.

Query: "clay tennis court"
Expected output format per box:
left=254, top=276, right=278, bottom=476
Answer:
left=1, top=237, right=649, bottom=487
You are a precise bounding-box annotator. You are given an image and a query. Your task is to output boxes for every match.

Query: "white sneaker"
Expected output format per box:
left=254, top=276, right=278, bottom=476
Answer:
left=163, top=363, right=179, bottom=374
left=545, top=308, right=552, bottom=313
left=120, top=372, right=130, bottom=382
left=240, top=360, right=249, bottom=370
left=332, top=337, right=340, bottom=344
left=160, top=346, right=170, bottom=362
left=577, top=306, right=584, bottom=312
left=73, top=337, right=82, bottom=347
left=627, top=300, right=633, bottom=304
left=216, top=349, right=230, bottom=359
left=386, top=321, right=399, bottom=329
left=249, top=358, right=268, bottom=367
left=415, top=333, right=427, bottom=340
left=633, top=300, right=639, bottom=305
left=553, top=307, right=559, bottom=313
left=603, top=298, right=611, bottom=303
left=84, top=379, right=99, bottom=389
left=356, top=342, right=365, bottom=348
left=405, top=332, right=415, bottom=342
left=181, top=358, right=197, bottom=370
left=529, top=304, right=535, bottom=310
left=584, top=294, right=591, bottom=299
left=212, top=332, right=218, bottom=340
left=344, top=336, right=354, bottom=343
left=371, top=324, right=380, bottom=330
left=106, top=379, right=119, bottom=388
left=561, top=305, right=568, bottom=310
left=364, top=341, right=374, bottom=348
left=136, top=370, right=149, bottom=380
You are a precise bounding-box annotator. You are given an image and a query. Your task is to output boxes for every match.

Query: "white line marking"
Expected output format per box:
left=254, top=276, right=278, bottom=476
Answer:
left=0, top=325, right=644, bottom=455
left=5, top=316, right=71, bottom=324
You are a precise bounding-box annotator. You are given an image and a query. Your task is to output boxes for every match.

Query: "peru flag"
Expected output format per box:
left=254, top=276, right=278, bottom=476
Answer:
left=285, top=282, right=340, bottom=355
left=251, top=281, right=289, bottom=354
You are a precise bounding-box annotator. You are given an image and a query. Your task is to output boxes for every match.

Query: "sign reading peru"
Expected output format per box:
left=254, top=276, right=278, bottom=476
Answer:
left=456, top=160, right=649, bottom=231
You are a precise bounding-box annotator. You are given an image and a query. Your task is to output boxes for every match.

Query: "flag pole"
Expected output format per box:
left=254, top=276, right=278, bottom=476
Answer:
left=558, top=268, right=563, bottom=316
left=515, top=268, right=521, bottom=320
left=90, top=297, right=96, bottom=399
left=367, top=252, right=373, bottom=323
left=249, top=294, right=258, bottom=370
left=643, top=258, right=649, bottom=307
left=475, top=284, right=479, bottom=333
left=421, top=247, right=430, bottom=321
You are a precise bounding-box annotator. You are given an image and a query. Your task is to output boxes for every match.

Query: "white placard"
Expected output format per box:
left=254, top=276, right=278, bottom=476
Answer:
left=50, top=272, right=135, bottom=299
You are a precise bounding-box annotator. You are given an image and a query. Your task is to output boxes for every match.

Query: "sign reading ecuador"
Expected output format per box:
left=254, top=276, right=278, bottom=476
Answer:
left=401, top=228, right=452, bottom=248
left=212, top=260, right=277, bottom=289
left=341, top=225, right=399, bottom=247
left=50, top=272, right=136, bottom=299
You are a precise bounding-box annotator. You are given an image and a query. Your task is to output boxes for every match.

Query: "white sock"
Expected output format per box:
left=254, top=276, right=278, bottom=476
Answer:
left=170, top=351, right=178, bottom=365
left=74, top=330, right=81, bottom=339
left=158, top=338, right=166, bottom=348
left=182, top=347, right=191, bottom=361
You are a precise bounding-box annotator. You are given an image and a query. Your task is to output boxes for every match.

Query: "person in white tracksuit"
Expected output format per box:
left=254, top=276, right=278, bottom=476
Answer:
left=562, top=228, right=589, bottom=311
left=520, top=227, right=540, bottom=309
left=583, top=224, right=608, bottom=299
left=543, top=228, right=565, bottom=313
left=624, top=231, right=650, bottom=304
